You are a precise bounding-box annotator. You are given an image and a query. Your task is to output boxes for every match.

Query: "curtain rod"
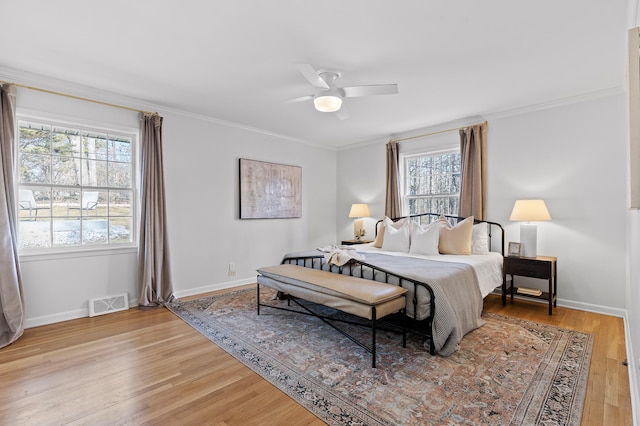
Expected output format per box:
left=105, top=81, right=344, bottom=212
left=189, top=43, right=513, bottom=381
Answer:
left=391, top=120, right=488, bottom=143
left=0, top=79, right=157, bottom=116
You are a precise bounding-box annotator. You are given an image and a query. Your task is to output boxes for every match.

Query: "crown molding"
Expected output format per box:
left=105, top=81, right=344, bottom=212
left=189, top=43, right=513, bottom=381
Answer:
left=338, top=86, right=624, bottom=152
left=0, top=65, right=331, bottom=151
left=1, top=65, right=623, bottom=153
left=483, top=86, right=624, bottom=121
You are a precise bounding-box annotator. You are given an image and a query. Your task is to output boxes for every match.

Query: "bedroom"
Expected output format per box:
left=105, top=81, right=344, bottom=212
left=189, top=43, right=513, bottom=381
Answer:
left=0, top=1, right=638, bottom=425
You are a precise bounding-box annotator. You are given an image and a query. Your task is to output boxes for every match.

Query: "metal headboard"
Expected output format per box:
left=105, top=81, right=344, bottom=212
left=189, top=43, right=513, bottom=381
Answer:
left=374, top=212, right=505, bottom=256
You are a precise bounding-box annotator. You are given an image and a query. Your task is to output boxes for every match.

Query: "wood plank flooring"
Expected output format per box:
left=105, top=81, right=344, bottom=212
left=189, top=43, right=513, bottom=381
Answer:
left=0, top=287, right=632, bottom=425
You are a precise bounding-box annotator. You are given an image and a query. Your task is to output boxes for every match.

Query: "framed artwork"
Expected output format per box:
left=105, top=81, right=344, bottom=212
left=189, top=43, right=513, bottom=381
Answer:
left=239, top=158, right=302, bottom=219
left=508, top=242, right=522, bottom=257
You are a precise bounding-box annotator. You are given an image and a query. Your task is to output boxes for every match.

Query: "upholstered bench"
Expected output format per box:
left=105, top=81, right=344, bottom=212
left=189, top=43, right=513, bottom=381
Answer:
left=256, top=263, right=408, bottom=367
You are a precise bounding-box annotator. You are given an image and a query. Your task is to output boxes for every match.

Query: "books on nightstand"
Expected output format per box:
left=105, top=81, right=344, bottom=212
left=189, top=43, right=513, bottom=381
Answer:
left=517, top=287, right=543, bottom=297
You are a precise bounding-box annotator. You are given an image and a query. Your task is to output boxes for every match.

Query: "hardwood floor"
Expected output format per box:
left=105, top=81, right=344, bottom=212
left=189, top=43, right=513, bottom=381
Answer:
left=483, top=295, right=633, bottom=426
left=0, top=288, right=632, bottom=425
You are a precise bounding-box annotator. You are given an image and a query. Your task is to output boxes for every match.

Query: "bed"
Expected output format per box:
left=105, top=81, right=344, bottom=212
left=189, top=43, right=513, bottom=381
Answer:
left=280, top=213, right=505, bottom=356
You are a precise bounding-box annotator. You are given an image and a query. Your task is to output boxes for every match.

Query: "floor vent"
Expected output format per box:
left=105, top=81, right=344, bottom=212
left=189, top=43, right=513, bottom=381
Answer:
left=89, top=293, right=129, bottom=317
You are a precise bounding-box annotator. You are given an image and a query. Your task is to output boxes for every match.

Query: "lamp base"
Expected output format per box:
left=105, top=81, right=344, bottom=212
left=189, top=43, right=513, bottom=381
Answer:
left=353, top=218, right=364, bottom=240
left=520, top=223, right=538, bottom=257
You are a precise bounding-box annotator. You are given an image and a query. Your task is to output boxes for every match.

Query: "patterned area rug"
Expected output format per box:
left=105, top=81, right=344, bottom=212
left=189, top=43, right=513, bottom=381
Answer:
left=167, top=288, right=593, bottom=426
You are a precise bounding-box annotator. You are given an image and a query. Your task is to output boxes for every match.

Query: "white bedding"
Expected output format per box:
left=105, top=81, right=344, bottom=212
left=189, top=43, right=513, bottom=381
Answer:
left=353, top=243, right=503, bottom=298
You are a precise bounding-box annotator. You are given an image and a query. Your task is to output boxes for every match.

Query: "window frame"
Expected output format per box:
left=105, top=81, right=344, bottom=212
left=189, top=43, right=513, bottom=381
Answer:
left=400, top=147, right=461, bottom=219
left=15, top=113, right=139, bottom=256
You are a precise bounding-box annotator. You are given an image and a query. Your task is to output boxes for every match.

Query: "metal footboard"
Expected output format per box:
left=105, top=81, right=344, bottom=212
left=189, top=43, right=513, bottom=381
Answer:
left=281, top=254, right=437, bottom=355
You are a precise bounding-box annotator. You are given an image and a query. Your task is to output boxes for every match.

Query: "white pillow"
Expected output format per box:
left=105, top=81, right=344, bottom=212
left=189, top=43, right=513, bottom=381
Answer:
left=472, top=223, right=490, bottom=254
left=381, top=217, right=411, bottom=252
left=409, top=221, right=440, bottom=256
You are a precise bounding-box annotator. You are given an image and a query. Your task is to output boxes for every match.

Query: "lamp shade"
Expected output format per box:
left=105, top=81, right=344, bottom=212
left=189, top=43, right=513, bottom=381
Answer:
left=509, top=200, right=551, bottom=222
left=349, top=203, right=370, bottom=218
left=314, top=95, right=342, bottom=112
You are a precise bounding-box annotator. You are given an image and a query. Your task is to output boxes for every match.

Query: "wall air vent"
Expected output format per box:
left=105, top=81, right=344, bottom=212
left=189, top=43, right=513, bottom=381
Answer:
left=88, top=293, right=129, bottom=317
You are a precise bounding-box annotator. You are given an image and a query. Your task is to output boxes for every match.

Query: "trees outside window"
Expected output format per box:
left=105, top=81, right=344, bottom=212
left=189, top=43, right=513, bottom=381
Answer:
left=403, top=149, right=460, bottom=223
left=17, top=120, right=136, bottom=250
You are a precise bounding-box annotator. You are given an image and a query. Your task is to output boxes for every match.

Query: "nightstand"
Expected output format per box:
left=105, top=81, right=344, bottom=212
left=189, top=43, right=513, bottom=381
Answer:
left=341, top=239, right=373, bottom=245
left=503, top=256, right=557, bottom=315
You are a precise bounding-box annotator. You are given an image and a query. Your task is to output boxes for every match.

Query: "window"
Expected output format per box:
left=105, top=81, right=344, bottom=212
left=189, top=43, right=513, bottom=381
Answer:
left=402, top=149, right=461, bottom=220
left=17, top=119, right=136, bottom=250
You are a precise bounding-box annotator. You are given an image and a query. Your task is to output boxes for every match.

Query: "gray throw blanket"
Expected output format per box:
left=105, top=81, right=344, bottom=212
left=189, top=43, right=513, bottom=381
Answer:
left=283, top=251, right=484, bottom=356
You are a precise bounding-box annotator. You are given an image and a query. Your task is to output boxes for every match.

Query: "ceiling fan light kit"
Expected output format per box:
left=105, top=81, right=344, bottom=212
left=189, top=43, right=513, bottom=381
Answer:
left=313, top=95, right=342, bottom=112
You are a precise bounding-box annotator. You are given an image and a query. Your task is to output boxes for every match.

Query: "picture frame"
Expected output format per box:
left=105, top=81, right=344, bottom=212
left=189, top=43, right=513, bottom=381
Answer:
left=239, top=158, right=302, bottom=219
left=508, top=242, right=522, bottom=257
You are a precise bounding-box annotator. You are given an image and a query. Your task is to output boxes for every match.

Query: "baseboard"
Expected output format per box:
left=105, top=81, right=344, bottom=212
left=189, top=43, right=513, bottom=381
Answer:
left=25, top=296, right=139, bottom=329
left=23, top=278, right=253, bottom=329
left=556, top=298, right=627, bottom=318
left=173, top=277, right=256, bottom=299
left=23, top=285, right=627, bottom=332
left=25, top=308, right=88, bottom=329
left=489, top=292, right=627, bottom=318
left=624, top=315, right=640, bottom=426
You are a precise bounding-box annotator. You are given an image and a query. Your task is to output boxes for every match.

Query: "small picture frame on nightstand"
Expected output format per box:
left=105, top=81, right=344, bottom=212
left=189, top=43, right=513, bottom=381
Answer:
left=508, top=242, right=522, bottom=257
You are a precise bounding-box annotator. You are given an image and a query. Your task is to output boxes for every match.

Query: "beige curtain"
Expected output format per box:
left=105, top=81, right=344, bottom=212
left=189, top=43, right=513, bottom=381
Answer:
left=385, top=140, right=402, bottom=218
left=459, top=123, right=487, bottom=220
left=137, top=113, right=175, bottom=308
left=0, top=84, right=25, bottom=347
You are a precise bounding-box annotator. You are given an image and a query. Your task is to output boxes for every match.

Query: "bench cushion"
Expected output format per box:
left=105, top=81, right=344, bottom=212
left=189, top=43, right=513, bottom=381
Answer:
left=258, top=275, right=406, bottom=320
left=257, top=264, right=407, bottom=305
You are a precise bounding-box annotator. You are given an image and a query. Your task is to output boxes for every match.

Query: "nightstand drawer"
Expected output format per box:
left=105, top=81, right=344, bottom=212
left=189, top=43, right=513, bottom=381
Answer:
left=506, top=260, right=549, bottom=279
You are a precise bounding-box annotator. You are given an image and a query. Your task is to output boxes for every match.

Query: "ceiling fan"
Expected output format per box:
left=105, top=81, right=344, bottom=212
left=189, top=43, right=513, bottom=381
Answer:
left=286, top=63, right=399, bottom=120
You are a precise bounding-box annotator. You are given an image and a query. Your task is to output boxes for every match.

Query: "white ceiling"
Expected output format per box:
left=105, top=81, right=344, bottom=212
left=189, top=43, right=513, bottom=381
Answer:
left=0, top=0, right=631, bottom=148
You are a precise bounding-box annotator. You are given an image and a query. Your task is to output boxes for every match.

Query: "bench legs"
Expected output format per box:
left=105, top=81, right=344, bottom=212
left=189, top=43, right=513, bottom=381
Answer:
left=257, top=282, right=406, bottom=368
left=371, top=307, right=377, bottom=368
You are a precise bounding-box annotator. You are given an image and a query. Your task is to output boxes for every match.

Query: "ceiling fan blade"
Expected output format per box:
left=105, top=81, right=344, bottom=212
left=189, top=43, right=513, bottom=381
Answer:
left=295, top=63, right=330, bottom=89
left=334, top=105, right=350, bottom=120
left=285, top=94, right=314, bottom=104
left=342, top=84, right=399, bottom=98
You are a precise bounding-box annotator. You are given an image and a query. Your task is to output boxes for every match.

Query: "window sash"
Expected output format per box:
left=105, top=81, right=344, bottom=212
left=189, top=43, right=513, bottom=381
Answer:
left=17, top=118, right=137, bottom=251
left=401, top=148, right=460, bottom=217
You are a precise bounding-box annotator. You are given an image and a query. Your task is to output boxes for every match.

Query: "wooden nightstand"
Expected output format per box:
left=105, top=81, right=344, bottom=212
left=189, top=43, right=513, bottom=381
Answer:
left=503, top=256, right=557, bottom=315
left=341, top=239, right=373, bottom=245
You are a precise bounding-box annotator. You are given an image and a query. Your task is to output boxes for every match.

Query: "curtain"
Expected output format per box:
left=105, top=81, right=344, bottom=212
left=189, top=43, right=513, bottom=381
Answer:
left=0, top=84, right=25, bottom=348
left=385, top=140, right=402, bottom=218
left=459, top=123, right=487, bottom=220
left=137, top=113, right=175, bottom=308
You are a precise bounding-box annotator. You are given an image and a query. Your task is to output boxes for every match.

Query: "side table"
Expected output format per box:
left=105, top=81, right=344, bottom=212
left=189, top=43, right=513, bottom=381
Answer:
left=503, top=256, right=557, bottom=315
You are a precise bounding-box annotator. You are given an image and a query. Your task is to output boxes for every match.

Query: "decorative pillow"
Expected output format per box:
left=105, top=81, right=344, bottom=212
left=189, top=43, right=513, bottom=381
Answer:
left=381, top=217, right=411, bottom=252
left=471, top=223, right=490, bottom=254
left=438, top=216, right=474, bottom=255
left=409, top=221, right=440, bottom=256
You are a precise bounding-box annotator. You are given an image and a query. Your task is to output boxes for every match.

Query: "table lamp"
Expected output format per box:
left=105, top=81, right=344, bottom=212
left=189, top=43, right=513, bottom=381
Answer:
left=349, top=203, right=370, bottom=240
left=509, top=199, right=551, bottom=257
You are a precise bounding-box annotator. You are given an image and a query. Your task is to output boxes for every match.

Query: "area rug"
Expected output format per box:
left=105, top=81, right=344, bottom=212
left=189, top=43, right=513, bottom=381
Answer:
left=167, top=288, right=593, bottom=426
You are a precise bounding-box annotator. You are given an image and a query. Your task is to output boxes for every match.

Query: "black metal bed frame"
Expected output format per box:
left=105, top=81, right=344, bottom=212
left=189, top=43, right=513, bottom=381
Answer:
left=279, top=213, right=504, bottom=356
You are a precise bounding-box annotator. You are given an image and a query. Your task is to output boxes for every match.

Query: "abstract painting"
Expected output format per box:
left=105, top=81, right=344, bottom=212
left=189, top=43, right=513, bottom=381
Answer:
left=239, top=158, right=302, bottom=219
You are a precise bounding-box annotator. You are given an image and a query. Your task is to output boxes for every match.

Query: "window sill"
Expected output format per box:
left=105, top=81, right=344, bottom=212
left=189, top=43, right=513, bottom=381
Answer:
left=19, top=245, right=138, bottom=262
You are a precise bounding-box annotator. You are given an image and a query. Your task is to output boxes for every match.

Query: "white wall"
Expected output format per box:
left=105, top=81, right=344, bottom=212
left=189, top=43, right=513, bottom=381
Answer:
left=337, top=93, right=628, bottom=313
left=489, top=94, right=627, bottom=312
left=13, top=83, right=337, bottom=326
left=162, top=112, right=337, bottom=297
